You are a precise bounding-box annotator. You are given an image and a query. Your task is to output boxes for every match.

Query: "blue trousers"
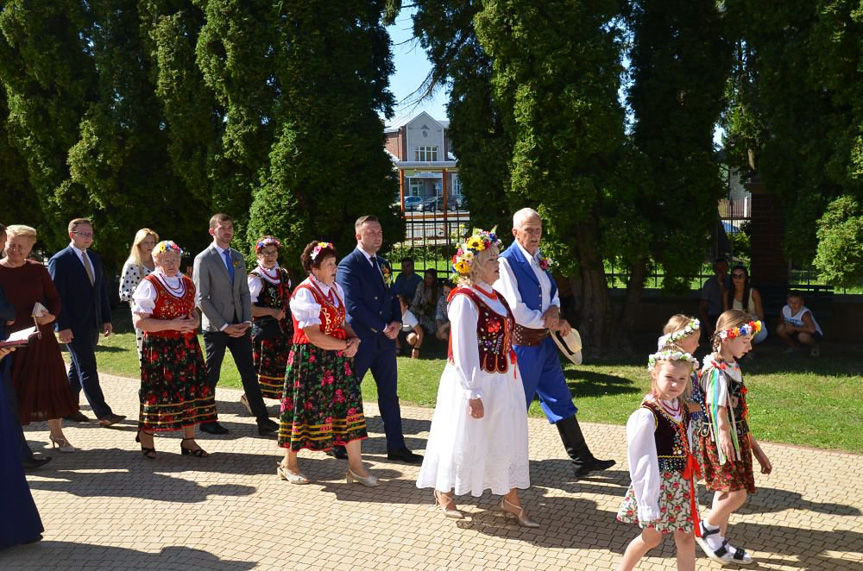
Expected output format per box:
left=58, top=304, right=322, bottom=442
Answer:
left=66, top=329, right=112, bottom=419
left=515, top=337, right=578, bottom=424
left=353, top=339, right=405, bottom=451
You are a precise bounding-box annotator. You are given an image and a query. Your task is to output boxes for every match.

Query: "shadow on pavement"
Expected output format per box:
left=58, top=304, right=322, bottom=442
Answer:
left=0, top=543, right=255, bottom=570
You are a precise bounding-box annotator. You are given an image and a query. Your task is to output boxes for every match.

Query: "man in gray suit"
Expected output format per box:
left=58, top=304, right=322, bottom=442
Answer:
left=193, top=213, right=278, bottom=436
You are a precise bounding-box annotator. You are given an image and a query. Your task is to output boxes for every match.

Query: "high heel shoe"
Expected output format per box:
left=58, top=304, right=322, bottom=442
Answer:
left=49, top=434, right=77, bottom=453
left=433, top=490, right=464, bottom=519
left=277, top=463, right=309, bottom=484
left=136, top=430, right=156, bottom=459
left=346, top=467, right=379, bottom=487
left=501, top=497, right=539, bottom=528
left=180, top=437, right=208, bottom=458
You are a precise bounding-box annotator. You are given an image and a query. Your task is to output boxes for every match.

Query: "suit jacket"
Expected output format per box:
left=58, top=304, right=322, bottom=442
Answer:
left=193, top=243, right=252, bottom=332
left=48, top=245, right=112, bottom=334
left=336, top=247, right=400, bottom=348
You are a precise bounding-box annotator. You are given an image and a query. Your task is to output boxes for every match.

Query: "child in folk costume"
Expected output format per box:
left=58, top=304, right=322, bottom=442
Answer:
left=617, top=348, right=702, bottom=571
left=696, top=310, right=772, bottom=565
left=658, top=316, right=705, bottom=458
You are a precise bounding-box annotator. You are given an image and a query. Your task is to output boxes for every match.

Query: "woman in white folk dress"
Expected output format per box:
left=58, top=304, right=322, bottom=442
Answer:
left=416, top=229, right=536, bottom=527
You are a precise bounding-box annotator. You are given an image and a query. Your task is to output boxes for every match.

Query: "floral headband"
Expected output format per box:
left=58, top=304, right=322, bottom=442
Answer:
left=647, top=349, right=699, bottom=372
left=153, top=240, right=183, bottom=257
left=310, top=241, right=334, bottom=261
left=718, top=320, right=762, bottom=340
left=656, top=319, right=701, bottom=350
left=255, top=237, right=281, bottom=253
left=451, top=228, right=502, bottom=278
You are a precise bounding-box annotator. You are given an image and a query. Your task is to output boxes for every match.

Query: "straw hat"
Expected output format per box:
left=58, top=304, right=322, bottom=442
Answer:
left=552, top=328, right=583, bottom=365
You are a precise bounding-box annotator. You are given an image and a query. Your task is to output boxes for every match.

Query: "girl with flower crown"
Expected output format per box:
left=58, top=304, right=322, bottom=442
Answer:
left=616, top=348, right=701, bottom=571
left=694, top=309, right=772, bottom=566
left=416, top=229, right=535, bottom=527
left=244, top=236, right=293, bottom=408
left=658, top=315, right=705, bottom=459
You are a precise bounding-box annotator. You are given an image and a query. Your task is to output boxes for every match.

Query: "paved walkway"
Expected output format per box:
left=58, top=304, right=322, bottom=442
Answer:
left=2, top=373, right=862, bottom=570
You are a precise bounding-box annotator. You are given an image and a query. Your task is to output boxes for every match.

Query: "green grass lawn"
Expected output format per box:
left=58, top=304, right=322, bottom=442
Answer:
left=99, top=309, right=863, bottom=454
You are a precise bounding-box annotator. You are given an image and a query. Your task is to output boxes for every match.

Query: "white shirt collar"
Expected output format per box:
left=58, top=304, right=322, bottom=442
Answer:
left=70, top=243, right=88, bottom=257
left=357, top=245, right=377, bottom=263
left=515, top=240, right=539, bottom=265
left=213, top=243, right=230, bottom=256
left=309, top=274, right=333, bottom=294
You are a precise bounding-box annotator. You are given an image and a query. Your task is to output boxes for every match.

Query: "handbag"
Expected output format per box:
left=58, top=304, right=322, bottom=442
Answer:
left=250, top=316, right=283, bottom=341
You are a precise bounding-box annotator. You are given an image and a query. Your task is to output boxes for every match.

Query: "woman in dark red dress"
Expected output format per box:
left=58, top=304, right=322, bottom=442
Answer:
left=132, top=241, right=217, bottom=459
left=0, top=225, right=79, bottom=453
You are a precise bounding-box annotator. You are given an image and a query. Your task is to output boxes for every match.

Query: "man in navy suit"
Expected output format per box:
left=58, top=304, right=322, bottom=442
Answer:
left=335, top=215, right=421, bottom=463
left=48, top=218, right=125, bottom=427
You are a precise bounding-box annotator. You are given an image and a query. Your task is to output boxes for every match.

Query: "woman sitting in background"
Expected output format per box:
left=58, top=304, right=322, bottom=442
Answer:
left=411, top=268, right=440, bottom=332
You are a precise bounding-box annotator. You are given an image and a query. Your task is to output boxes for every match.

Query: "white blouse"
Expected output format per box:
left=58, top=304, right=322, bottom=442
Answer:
left=248, top=263, right=289, bottom=304
left=447, top=283, right=510, bottom=400
left=131, top=270, right=186, bottom=315
left=119, top=260, right=154, bottom=303
left=495, top=243, right=561, bottom=329
left=289, top=276, right=345, bottom=329
left=625, top=395, right=684, bottom=523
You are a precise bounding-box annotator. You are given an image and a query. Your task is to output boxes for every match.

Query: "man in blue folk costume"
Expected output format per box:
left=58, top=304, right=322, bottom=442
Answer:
left=495, top=208, right=615, bottom=478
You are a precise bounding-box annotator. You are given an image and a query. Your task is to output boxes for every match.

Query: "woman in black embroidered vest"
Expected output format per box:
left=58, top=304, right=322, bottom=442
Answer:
left=416, top=229, right=535, bottom=526
left=245, top=236, right=293, bottom=407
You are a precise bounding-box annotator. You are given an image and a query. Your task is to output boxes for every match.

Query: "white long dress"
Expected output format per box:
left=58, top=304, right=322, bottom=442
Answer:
left=416, top=284, right=531, bottom=497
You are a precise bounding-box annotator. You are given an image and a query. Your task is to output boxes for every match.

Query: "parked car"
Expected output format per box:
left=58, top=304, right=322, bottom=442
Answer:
left=401, top=196, right=423, bottom=211
left=417, top=196, right=458, bottom=212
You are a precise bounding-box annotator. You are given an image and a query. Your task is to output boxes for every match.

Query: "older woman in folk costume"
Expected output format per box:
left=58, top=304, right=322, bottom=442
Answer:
left=277, top=241, right=376, bottom=487
left=132, top=241, right=217, bottom=459
left=417, top=229, right=535, bottom=526
left=243, top=236, right=293, bottom=411
left=495, top=208, right=614, bottom=478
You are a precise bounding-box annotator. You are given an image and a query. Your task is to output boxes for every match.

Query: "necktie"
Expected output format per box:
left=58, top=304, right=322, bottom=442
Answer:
left=82, top=251, right=95, bottom=286
left=371, top=256, right=384, bottom=284
left=223, top=250, right=235, bottom=283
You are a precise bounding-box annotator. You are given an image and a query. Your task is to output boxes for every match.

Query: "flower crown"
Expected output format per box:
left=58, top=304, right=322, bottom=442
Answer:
left=656, top=318, right=701, bottom=350
left=310, top=241, right=334, bottom=261
left=153, top=240, right=183, bottom=257
left=647, top=349, right=699, bottom=372
left=451, top=228, right=502, bottom=278
left=718, top=320, right=762, bottom=340
left=255, top=237, right=281, bottom=253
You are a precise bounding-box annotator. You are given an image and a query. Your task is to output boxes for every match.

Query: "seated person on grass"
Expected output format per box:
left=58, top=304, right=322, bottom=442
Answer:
left=434, top=283, right=453, bottom=342
left=397, top=295, right=424, bottom=359
left=776, top=291, right=824, bottom=357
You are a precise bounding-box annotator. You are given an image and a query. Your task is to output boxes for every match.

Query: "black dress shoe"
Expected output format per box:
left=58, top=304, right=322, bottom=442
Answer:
left=387, top=448, right=423, bottom=464
left=573, top=457, right=616, bottom=478
left=257, top=418, right=278, bottom=435
left=64, top=411, right=90, bottom=423
left=22, top=456, right=52, bottom=470
left=98, top=413, right=127, bottom=427
left=200, top=422, right=230, bottom=435
left=326, top=445, right=348, bottom=460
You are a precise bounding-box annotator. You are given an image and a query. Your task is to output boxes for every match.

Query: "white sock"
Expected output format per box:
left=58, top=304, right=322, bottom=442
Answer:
left=701, top=521, right=725, bottom=550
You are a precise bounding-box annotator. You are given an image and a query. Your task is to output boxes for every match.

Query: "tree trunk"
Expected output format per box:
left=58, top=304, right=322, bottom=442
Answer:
left=616, top=258, right=648, bottom=352
left=573, top=221, right=613, bottom=356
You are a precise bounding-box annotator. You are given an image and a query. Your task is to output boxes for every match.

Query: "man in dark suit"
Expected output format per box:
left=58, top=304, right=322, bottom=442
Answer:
left=193, top=213, right=278, bottom=436
left=335, top=215, right=420, bottom=463
left=0, top=225, right=50, bottom=469
left=48, top=218, right=125, bottom=427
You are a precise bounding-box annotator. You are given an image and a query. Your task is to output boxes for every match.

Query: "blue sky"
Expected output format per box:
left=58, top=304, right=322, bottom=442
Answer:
left=386, top=8, right=449, bottom=125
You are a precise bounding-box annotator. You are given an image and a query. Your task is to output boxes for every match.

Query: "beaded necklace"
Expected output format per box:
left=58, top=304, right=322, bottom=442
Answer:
left=257, top=264, right=281, bottom=282
left=156, top=272, right=186, bottom=298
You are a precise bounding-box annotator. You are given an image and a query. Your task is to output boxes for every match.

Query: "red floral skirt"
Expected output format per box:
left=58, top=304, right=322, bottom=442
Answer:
left=697, top=430, right=756, bottom=493
left=253, top=332, right=291, bottom=400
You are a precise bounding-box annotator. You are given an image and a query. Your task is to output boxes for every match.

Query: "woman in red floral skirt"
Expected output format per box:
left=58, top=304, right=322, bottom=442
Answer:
left=132, top=241, right=217, bottom=459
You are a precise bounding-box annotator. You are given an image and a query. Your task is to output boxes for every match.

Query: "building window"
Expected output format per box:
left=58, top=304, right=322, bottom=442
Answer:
left=409, top=179, right=424, bottom=197
left=415, top=146, right=438, bottom=162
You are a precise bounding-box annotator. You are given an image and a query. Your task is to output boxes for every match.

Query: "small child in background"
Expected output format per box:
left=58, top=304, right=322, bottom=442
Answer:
left=398, top=295, right=424, bottom=359
left=658, top=316, right=704, bottom=458
left=696, top=310, right=772, bottom=566
left=776, top=291, right=824, bottom=357
left=616, top=348, right=701, bottom=571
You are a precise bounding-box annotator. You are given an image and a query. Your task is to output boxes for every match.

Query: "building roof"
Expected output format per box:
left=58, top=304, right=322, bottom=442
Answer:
left=384, top=111, right=449, bottom=134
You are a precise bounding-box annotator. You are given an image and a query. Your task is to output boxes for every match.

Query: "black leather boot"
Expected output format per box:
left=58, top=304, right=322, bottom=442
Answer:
left=555, top=415, right=616, bottom=477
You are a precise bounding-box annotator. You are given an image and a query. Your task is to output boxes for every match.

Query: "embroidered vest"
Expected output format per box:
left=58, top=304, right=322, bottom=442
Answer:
left=250, top=267, right=293, bottom=334
left=446, top=287, right=515, bottom=374
left=144, top=274, right=197, bottom=339
left=642, top=399, right=690, bottom=473
left=500, top=243, right=557, bottom=313
left=291, top=281, right=347, bottom=344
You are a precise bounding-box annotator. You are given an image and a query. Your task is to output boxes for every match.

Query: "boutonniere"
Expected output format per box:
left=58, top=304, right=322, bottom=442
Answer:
left=381, top=263, right=393, bottom=287
left=537, top=252, right=553, bottom=272
left=232, top=259, right=242, bottom=269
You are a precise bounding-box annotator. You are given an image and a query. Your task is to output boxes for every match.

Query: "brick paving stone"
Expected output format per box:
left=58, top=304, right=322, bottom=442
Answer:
left=0, top=373, right=860, bottom=570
